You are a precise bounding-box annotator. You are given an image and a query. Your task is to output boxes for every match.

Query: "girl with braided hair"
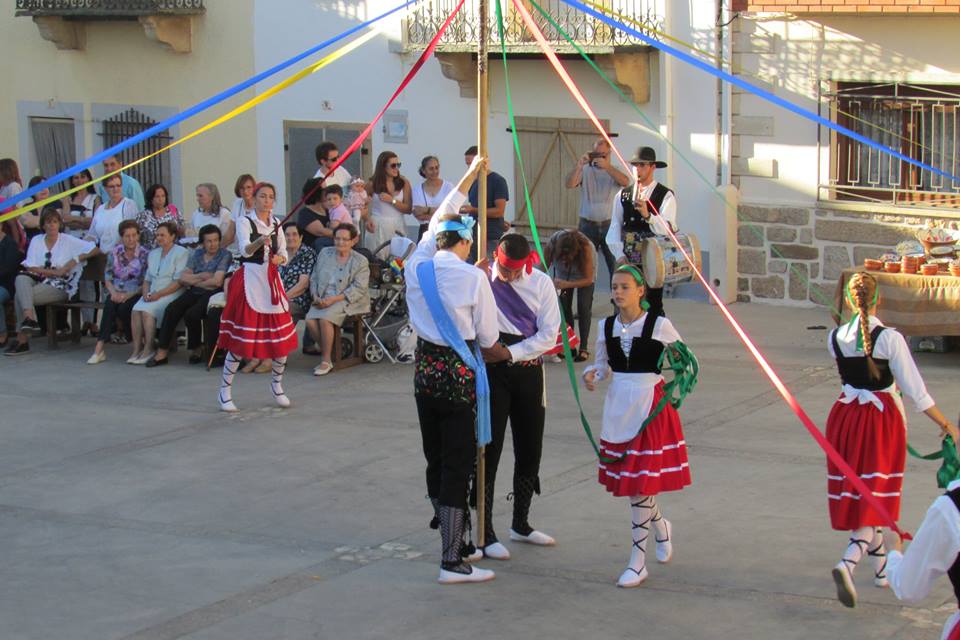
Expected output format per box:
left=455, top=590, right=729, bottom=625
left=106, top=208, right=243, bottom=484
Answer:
left=827, top=271, right=958, bottom=608
left=582, top=262, right=695, bottom=588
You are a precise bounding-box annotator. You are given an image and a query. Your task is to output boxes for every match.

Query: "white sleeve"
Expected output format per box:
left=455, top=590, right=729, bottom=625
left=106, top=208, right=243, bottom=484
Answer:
left=651, top=191, right=677, bottom=236
left=123, top=199, right=138, bottom=220
left=888, top=501, right=960, bottom=603
left=274, top=221, right=288, bottom=261
left=827, top=329, right=837, bottom=358
left=236, top=216, right=256, bottom=258
left=474, top=274, right=500, bottom=349
left=882, top=330, right=935, bottom=412
left=607, top=192, right=624, bottom=260
left=506, top=276, right=562, bottom=362
left=411, top=183, right=427, bottom=208
left=584, top=318, right=611, bottom=381
left=654, top=316, right=683, bottom=345
left=22, top=236, right=42, bottom=267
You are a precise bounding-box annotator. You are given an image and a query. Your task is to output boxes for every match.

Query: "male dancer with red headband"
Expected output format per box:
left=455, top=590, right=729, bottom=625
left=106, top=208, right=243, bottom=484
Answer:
left=478, top=233, right=561, bottom=560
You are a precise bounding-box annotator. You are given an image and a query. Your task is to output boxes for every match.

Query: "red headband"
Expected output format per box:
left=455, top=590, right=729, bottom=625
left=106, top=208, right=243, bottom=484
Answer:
left=495, top=248, right=540, bottom=275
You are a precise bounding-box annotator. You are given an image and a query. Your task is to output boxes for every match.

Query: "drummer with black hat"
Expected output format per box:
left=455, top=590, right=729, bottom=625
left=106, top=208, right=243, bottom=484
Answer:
left=605, top=146, right=676, bottom=317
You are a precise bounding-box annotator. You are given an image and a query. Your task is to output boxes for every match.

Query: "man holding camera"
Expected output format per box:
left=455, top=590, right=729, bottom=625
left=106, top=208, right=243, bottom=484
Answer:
left=565, top=139, right=631, bottom=280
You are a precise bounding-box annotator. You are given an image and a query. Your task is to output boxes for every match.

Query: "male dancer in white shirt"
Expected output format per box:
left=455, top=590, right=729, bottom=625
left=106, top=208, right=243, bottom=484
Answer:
left=405, top=158, right=499, bottom=584
left=606, top=146, right=677, bottom=317
left=478, top=233, right=561, bottom=560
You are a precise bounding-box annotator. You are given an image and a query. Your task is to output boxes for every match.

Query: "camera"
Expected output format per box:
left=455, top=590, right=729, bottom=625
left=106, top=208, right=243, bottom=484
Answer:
left=588, top=151, right=602, bottom=167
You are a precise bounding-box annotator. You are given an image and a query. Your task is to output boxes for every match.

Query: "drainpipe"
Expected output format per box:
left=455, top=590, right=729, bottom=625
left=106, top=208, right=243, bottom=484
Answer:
left=663, top=0, right=675, bottom=187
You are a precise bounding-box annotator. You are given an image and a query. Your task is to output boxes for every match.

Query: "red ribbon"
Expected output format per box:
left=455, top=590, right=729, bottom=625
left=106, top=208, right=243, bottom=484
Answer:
left=495, top=248, right=540, bottom=274
left=513, top=0, right=911, bottom=540
left=267, top=260, right=284, bottom=307
left=276, top=0, right=467, bottom=230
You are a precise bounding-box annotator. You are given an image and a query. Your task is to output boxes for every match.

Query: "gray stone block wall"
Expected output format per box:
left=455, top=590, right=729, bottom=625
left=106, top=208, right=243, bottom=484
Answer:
left=735, top=204, right=942, bottom=306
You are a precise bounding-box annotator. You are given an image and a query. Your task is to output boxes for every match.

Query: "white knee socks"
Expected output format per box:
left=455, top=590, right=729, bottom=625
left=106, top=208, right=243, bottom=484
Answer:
left=841, top=526, right=875, bottom=575
left=219, top=352, right=240, bottom=412
left=271, top=357, right=290, bottom=407
left=627, top=496, right=654, bottom=576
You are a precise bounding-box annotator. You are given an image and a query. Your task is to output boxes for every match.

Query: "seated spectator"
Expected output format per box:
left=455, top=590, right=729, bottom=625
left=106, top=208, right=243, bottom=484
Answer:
left=96, top=155, right=145, bottom=210
left=5, top=209, right=98, bottom=356
left=188, top=183, right=232, bottom=242
left=0, top=220, right=26, bottom=347
left=128, top=222, right=189, bottom=365
left=86, top=174, right=138, bottom=254
left=86, top=220, right=148, bottom=364
left=65, top=169, right=102, bottom=335
left=137, top=183, right=184, bottom=250
left=22, top=176, right=61, bottom=242
left=544, top=228, right=596, bottom=362
left=306, top=223, right=369, bottom=376
left=147, top=224, right=231, bottom=367
left=0, top=158, right=25, bottom=208
left=297, top=177, right=334, bottom=252
left=244, top=223, right=317, bottom=371
left=324, top=185, right=352, bottom=229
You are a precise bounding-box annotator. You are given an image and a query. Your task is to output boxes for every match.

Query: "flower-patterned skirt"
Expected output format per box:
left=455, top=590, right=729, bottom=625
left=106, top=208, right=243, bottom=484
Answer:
left=414, top=339, right=476, bottom=404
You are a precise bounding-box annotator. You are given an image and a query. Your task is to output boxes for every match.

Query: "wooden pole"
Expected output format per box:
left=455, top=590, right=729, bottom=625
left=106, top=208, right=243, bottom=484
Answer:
left=476, top=0, right=490, bottom=550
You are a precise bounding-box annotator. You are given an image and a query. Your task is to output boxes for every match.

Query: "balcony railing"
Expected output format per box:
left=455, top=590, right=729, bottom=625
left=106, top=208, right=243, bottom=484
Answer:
left=15, top=0, right=205, bottom=18
left=403, top=0, right=661, bottom=53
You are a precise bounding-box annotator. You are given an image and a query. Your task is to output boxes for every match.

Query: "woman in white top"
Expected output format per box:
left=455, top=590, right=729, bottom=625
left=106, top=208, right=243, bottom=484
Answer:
left=86, top=174, right=138, bottom=254
left=189, top=183, right=232, bottom=242
left=411, top=155, right=454, bottom=242
left=228, top=173, right=256, bottom=250
left=5, top=209, right=98, bottom=356
left=364, top=151, right=411, bottom=257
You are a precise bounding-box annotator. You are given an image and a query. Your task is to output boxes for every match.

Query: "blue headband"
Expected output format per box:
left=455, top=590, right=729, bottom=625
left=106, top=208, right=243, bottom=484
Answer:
left=437, top=215, right=475, bottom=241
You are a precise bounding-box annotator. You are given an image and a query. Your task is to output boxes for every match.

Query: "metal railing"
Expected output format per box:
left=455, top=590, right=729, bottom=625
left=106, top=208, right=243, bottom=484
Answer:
left=403, top=0, right=661, bottom=52
left=99, top=108, right=173, bottom=193
left=821, top=82, right=960, bottom=208
left=15, top=0, right=205, bottom=17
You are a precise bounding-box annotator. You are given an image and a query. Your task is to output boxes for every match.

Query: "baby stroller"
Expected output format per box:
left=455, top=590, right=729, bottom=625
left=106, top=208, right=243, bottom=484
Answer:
left=347, top=235, right=417, bottom=364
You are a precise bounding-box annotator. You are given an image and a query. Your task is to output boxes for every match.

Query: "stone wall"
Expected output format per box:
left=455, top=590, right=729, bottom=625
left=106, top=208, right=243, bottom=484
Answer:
left=735, top=205, right=954, bottom=307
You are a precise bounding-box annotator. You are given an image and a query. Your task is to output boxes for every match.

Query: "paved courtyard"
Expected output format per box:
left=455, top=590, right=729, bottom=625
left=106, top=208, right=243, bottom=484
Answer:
left=1, top=299, right=958, bottom=640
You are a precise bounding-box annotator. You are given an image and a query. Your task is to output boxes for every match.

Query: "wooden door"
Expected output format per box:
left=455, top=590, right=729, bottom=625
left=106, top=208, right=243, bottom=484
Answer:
left=511, top=116, right=610, bottom=235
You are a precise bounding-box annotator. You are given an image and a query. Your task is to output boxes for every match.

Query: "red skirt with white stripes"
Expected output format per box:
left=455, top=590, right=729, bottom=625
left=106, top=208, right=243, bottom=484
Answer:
left=825, top=392, right=906, bottom=531
left=216, top=265, right=298, bottom=360
left=598, top=381, right=691, bottom=497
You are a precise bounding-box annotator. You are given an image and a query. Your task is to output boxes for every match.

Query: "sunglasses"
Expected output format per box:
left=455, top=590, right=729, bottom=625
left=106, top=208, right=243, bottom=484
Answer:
left=44, top=251, right=52, bottom=269
left=327, top=155, right=339, bottom=162
left=632, top=162, right=653, bottom=168
left=388, top=162, right=401, bottom=169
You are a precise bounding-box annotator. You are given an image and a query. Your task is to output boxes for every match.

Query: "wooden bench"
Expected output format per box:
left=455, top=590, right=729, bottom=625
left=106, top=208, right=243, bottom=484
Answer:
left=46, top=254, right=106, bottom=349
left=332, top=315, right=364, bottom=371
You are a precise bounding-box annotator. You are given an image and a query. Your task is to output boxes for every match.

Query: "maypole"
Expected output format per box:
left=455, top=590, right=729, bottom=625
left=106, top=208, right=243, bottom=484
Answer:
left=475, top=0, right=490, bottom=549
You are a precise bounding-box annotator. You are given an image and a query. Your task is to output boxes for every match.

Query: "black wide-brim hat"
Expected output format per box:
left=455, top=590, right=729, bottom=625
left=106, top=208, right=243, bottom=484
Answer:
left=629, top=146, right=667, bottom=168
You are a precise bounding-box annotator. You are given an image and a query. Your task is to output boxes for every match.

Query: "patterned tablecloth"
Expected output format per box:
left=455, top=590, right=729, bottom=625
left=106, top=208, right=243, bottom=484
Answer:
left=832, top=268, right=960, bottom=336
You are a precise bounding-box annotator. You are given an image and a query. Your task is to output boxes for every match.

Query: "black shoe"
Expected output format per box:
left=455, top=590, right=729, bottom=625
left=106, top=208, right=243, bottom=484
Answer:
left=145, top=356, right=168, bottom=368
left=21, top=318, right=40, bottom=333
left=4, top=341, right=29, bottom=356
left=188, top=353, right=203, bottom=365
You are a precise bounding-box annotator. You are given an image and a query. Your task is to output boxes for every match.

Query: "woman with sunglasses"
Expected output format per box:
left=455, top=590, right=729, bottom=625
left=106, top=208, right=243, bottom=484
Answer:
left=5, top=209, right=98, bottom=356
left=364, top=151, right=411, bottom=258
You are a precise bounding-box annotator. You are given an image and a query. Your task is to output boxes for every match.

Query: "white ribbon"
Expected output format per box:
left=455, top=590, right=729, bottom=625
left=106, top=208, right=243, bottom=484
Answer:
left=838, top=384, right=884, bottom=412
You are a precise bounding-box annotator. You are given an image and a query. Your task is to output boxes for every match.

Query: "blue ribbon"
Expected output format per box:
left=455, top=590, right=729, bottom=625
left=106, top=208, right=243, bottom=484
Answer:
left=0, top=0, right=416, bottom=211
left=416, top=259, right=492, bottom=447
left=559, top=0, right=960, bottom=186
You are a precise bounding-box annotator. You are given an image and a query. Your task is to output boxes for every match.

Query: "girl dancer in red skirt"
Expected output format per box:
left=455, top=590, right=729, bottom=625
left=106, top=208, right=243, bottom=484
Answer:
left=827, top=271, right=957, bottom=608
left=216, top=182, right=298, bottom=411
left=583, top=264, right=692, bottom=587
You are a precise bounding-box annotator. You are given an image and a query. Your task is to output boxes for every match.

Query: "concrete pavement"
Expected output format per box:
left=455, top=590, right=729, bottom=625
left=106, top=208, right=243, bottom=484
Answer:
left=1, top=299, right=958, bottom=639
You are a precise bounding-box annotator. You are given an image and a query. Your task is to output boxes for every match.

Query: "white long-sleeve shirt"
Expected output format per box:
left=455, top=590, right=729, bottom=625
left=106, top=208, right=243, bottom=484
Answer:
left=827, top=316, right=934, bottom=413
left=888, top=479, right=960, bottom=640
left=404, top=189, right=498, bottom=349
left=606, top=180, right=677, bottom=260
left=490, top=266, right=561, bottom=363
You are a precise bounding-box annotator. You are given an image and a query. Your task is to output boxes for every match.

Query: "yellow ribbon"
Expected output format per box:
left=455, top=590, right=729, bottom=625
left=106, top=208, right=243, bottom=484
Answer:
left=0, top=29, right=378, bottom=225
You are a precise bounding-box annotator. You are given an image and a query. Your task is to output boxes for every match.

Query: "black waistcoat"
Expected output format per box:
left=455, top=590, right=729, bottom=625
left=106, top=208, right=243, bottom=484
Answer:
left=620, top=182, right=673, bottom=235
left=239, top=216, right=280, bottom=264
left=604, top=312, right=664, bottom=374
left=831, top=326, right=894, bottom=391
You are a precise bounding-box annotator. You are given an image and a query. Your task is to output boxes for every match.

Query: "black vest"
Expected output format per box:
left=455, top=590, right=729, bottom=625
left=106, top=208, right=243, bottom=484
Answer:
left=620, top=182, right=673, bottom=236
left=946, top=488, right=960, bottom=608
left=604, top=312, right=664, bottom=374
left=239, top=216, right=280, bottom=264
left=831, top=326, right=894, bottom=391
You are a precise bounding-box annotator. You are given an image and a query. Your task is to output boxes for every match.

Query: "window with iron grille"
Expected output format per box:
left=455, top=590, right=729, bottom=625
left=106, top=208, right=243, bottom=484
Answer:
left=823, top=82, right=960, bottom=209
left=99, top=108, right=173, bottom=196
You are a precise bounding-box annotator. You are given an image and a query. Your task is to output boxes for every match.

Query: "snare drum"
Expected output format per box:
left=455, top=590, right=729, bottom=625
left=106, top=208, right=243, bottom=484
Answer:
left=639, top=234, right=702, bottom=289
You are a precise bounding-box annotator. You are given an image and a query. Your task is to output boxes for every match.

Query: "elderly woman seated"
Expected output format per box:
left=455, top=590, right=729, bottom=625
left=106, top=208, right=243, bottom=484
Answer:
left=5, top=209, right=99, bottom=356
left=86, top=219, right=149, bottom=364
left=128, top=221, right=189, bottom=365
left=306, top=223, right=369, bottom=376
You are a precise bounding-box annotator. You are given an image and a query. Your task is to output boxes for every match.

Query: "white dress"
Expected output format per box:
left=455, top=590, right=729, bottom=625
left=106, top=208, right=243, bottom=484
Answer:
left=364, top=189, right=406, bottom=257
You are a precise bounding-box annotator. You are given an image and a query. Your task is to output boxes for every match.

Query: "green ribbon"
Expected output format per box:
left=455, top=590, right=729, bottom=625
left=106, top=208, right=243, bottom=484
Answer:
left=908, top=438, right=960, bottom=489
